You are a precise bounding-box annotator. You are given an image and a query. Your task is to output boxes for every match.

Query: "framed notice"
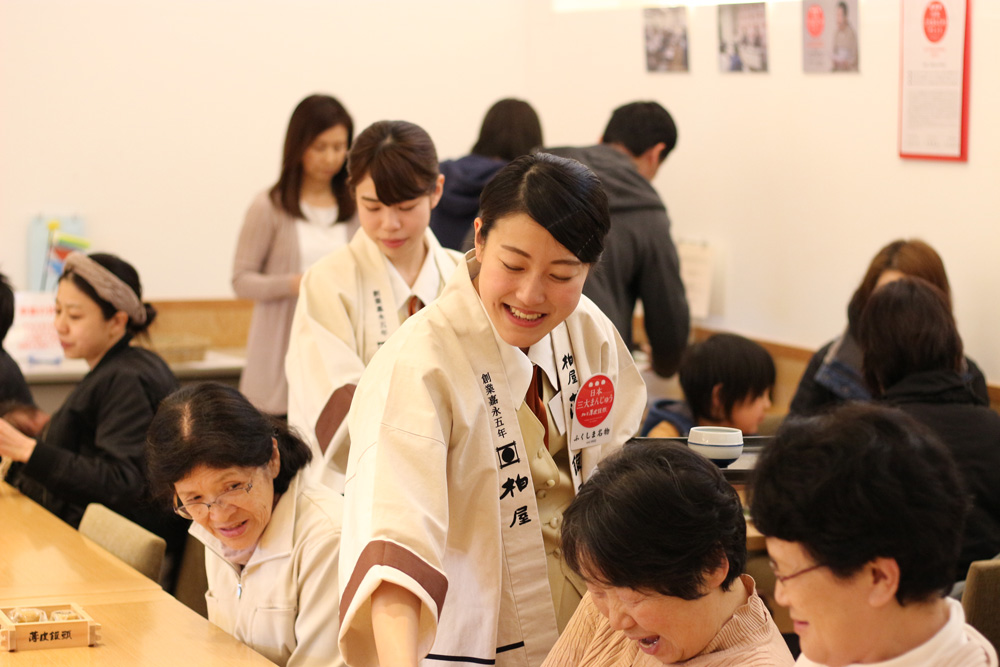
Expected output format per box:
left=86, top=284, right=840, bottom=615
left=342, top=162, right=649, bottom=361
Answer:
left=899, top=0, right=971, bottom=161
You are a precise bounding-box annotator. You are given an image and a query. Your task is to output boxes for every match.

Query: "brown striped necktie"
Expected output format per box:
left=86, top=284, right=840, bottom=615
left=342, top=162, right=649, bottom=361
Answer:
left=524, top=364, right=549, bottom=450
left=407, top=295, right=424, bottom=317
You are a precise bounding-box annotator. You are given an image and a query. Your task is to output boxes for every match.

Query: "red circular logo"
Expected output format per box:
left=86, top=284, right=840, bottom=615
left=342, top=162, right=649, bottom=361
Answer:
left=923, top=1, right=947, bottom=43
left=575, top=375, right=614, bottom=428
left=806, top=5, right=825, bottom=37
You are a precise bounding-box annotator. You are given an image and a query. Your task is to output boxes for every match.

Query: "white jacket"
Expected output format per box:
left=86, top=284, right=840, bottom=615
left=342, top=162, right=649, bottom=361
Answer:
left=338, top=254, right=647, bottom=667
left=286, top=227, right=462, bottom=489
left=192, top=472, right=343, bottom=667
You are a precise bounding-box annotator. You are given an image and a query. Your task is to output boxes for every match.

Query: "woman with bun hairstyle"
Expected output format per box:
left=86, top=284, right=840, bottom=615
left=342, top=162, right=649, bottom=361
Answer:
left=286, top=120, right=462, bottom=489
left=337, top=153, right=646, bottom=667
left=0, top=252, right=184, bottom=566
left=789, top=238, right=988, bottom=416
left=233, top=94, right=356, bottom=416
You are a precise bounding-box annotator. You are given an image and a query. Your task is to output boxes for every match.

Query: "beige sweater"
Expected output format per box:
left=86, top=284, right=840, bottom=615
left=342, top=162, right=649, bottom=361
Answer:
left=232, top=189, right=356, bottom=414
left=542, top=575, right=794, bottom=667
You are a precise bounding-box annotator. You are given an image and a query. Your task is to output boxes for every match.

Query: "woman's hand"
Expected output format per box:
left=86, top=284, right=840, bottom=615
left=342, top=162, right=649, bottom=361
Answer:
left=372, top=582, right=421, bottom=667
left=2, top=405, right=50, bottom=437
left=0, top=418, right=38, bottom=463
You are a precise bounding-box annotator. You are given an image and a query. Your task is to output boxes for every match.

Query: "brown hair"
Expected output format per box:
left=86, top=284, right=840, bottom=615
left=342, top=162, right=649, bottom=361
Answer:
left=347, top=120, right=439, bottom=206
left=471, top=98, right=543, bottom=162
left=858, top=277, right=962, bottom=394
left=269, top=94, right=355, bottom=222
left=846, top=239, right=950, bottom=338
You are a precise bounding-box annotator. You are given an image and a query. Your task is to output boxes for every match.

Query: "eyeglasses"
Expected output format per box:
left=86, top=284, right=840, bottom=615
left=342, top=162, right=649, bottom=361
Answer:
left=770, top=560, right=826, bottom=584
left=174, top=480, right=254, bottom=520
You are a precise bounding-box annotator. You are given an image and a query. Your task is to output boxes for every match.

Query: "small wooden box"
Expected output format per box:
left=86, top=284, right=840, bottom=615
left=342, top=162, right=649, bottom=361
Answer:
left=0, top=603, right=100, bottom=651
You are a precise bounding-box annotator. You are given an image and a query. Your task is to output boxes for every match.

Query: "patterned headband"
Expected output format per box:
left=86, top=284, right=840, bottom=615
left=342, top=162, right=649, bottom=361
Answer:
left=62, top=252, right=147, bottom=325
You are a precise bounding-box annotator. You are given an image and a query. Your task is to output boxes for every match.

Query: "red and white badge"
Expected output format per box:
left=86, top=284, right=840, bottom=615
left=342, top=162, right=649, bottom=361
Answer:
left=571, top=374, right=615, bottom=450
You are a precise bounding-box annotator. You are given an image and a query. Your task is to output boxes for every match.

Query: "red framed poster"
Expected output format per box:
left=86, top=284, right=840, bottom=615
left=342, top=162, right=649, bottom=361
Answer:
left=898, top=0, right=971, bottom=161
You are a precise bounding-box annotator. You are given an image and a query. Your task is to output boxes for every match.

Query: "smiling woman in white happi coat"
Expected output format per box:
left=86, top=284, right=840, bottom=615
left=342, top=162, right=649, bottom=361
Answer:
left=338, top=153, right=647, bottom=667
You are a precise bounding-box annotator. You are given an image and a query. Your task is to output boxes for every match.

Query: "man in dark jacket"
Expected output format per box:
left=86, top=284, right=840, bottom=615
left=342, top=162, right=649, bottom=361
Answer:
left=548, top=101, right=689, bottom=377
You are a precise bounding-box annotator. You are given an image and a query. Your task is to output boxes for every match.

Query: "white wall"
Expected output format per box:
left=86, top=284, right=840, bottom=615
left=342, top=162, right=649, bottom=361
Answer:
left=3, top=0, right=999, bottom=379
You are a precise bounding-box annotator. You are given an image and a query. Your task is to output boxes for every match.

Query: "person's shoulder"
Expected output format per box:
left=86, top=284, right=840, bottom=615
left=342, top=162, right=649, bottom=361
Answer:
left=294, top=478, right=344, bottom=537
left=85, top=346, right=177, bottom=402
left=247, top=189, right=282, bottom=215
left=568, top=294, right=617, bottom=336
left=301, top=239, right=364, bottom=292
left=959, top=622, right=1000, bottom=666
left=102, top=345, right=172, bottom=379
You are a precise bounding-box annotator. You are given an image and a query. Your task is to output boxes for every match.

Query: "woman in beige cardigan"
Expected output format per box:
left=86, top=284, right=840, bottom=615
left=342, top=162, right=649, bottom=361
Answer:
left=232, top=94, right=357, bottom=416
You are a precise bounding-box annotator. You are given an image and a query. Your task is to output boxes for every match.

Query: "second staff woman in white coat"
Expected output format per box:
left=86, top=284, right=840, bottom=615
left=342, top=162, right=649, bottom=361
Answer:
left=286, top=120, right=462, bottom=489
left=338, top=153, right=647, bottom=667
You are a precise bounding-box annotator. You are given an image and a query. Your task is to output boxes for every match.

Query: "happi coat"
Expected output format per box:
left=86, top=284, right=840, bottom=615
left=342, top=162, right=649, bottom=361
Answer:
left=286, top=228, right=462, bottom=489
left=338, top=253, right=647, bottom=667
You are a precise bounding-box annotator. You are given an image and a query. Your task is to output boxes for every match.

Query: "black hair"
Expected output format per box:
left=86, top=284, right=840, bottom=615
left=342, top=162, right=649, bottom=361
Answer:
left=477, top=152, right=609, bottom=264
left=471, top=98, right=543, bottom=162
left=750, top=403, right=967, bottom=605
left=0, top=272, right=14, bottom=343
left=270, top=94, right=355, bottom=222
left=859, top=277, right=962, bottom=395
left=562, top=440, right=746, bottom=600
left=348, top=120, right=439, bottom=206
left=601, top=101, right=678, bottom=164
left=60, top=252, right=156, bottom=336
left=679, top=334, right=775, bottom=425
left=146, top=382, right=313, bottom=504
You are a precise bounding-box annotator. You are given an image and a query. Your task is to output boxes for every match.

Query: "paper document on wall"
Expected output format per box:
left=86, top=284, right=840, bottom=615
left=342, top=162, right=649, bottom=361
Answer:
left=678, top=241, right=714, bottom=320
left=7, top=292, right=63, bottom=364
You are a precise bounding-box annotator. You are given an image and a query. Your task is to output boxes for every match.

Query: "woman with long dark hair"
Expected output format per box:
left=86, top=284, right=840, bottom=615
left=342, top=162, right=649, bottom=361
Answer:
left=233, top=94, right=355, bottom=416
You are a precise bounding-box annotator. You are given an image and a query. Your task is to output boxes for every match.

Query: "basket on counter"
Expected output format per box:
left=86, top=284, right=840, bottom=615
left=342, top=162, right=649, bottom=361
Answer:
left=138, top=333, right=210, bottom=364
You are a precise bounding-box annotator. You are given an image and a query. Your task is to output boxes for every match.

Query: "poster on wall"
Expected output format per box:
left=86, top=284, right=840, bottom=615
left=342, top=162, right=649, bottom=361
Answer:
left=644, top=7, right=689, bottom=73
left=899, top=0, right=970, bottom=160
left=718, top=3, right=768, bottom=72
left=803, top=0, right=859, bottom=72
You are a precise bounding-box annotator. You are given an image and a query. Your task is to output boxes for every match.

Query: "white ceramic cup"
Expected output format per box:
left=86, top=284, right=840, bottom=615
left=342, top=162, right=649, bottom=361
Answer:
left=687, top=426, right=744, bottom=468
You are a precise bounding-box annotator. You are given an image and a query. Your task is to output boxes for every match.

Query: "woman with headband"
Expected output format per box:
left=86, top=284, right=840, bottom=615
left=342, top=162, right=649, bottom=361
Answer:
left=0, top=252, right=185, bottom=582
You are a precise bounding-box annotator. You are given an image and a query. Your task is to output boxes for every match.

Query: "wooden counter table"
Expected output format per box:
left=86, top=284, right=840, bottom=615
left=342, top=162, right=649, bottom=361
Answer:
left=0, top=483, right=275, bottom=666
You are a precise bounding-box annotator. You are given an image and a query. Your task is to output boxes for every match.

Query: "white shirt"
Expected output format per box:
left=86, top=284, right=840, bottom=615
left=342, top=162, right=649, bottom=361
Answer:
left=796, top=599, right=997, bottom=667
left=296, top=202, right=348, bottom=270
left=385, top=243, right=442, bottom=319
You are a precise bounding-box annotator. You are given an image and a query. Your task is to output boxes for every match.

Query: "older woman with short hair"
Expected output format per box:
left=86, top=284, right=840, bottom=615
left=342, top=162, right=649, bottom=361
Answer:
left=543, top=441, right=792, bottom=666
left=146, top=382, right=343, bottom=667
left=751, top=404, right=997, bottom=666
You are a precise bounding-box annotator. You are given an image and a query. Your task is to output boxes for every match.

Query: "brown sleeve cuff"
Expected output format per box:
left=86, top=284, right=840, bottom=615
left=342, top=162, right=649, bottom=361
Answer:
left=340, top=540, right=449, bottom=625
left=315, top=384, right=356, bottom=454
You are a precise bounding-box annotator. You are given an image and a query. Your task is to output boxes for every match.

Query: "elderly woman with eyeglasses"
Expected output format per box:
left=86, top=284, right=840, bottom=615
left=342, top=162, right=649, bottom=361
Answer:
left=146, top=382, right=344, bottom=667
left=751, top=404, right=997, bottom=667
left=543, top=440, right=792, bottom=666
